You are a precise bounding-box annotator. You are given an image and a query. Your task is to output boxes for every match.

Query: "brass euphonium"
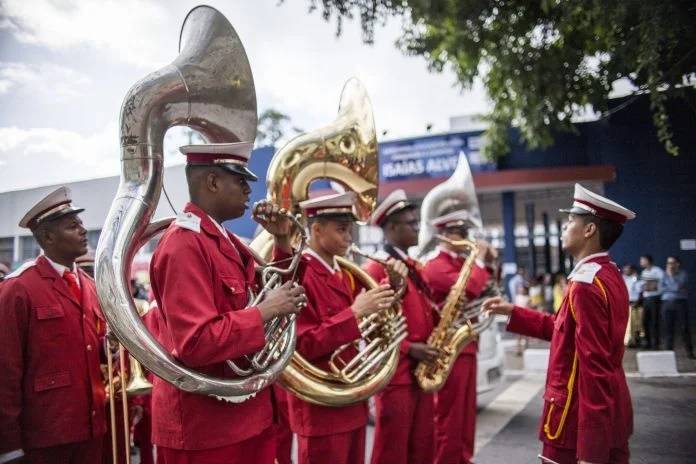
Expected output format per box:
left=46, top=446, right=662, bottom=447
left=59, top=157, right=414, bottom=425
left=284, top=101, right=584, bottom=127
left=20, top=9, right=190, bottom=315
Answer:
left=250, top=78, right=405, bottom=406
left=95, top=5, right=297, bottom=406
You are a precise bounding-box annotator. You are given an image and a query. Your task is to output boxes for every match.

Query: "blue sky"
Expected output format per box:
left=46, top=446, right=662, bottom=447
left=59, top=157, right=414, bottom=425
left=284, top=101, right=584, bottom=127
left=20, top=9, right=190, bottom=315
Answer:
left=0, top=0, right=494, bottom=192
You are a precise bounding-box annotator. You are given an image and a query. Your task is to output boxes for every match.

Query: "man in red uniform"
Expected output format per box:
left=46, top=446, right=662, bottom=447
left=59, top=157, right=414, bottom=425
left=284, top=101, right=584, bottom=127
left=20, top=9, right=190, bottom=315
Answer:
left=287, top=191, right=399, bottom=464
left=0, top=187, right=106, bottom=463
left=362, top=189, right=437, bottom=464
left=421, top=209, right=494, bottom=464
left=484, top=183, right=635, bottom=464
left=149, top=142, right=306, bottom=464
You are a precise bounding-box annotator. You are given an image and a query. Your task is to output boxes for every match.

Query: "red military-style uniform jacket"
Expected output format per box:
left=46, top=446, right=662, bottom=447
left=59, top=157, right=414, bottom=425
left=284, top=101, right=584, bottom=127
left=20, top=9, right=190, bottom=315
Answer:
left=362, top=255, right=435, bottom=385
left=149, top=203, right=272, bottom=450
left=287, top=251, right=368, bottom=437
left=506, top=253, right=633, bottom=463
left=422, top=249, right=490, bottom=354
left=0, top=256, right=106, bottom=453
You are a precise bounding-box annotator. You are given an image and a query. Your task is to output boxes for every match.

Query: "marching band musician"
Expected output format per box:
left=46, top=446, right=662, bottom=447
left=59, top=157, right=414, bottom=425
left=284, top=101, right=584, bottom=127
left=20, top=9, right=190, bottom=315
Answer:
left=421, top=209, right=495, bottom=464
left=361, top=189, right=437, bottom=464
left=0, top=187, right=106, bottom=463
left=148, top=143, right=306, bottom=464
left=284, top=191, right=401, bottom=464
left=483, top=184, right=635, bottom=464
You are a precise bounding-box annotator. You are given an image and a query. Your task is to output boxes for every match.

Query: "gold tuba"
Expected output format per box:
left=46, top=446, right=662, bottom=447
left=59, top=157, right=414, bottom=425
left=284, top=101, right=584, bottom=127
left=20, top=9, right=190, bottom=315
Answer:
left=250, top=78, right=406, bottom=406
left=95, top=6, right=297, bottom=403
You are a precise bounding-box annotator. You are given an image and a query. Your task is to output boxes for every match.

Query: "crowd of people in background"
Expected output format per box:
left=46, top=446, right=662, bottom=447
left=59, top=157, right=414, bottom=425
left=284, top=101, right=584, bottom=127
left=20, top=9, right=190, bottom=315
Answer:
left=504, top=254, right=694, bottom=359
left=622, top=255, right=694, bottom=358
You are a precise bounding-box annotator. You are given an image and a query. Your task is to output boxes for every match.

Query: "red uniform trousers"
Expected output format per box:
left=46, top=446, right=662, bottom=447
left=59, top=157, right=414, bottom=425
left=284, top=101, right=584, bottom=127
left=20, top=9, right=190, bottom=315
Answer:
left=423, top=251, right=490, bottom=464
left=24, top=437, right=103, bottom=464
left=157, top=426, right=276, bottom=464
left=541, top=442, right=630, bottom=464
left=297, top=428, right=365, bottom=464
left=273, top=386, right=293, bottom=464
left=433, top=353, right=477, bottom=464
left=363, top=251, right=437, bottom=464
left=370, top=383, right=434, bottom=464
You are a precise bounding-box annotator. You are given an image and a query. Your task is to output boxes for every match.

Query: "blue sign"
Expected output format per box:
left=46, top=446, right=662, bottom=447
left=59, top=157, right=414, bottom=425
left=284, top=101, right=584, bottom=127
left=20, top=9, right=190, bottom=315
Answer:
left=378, top=132, right=496, bottom=182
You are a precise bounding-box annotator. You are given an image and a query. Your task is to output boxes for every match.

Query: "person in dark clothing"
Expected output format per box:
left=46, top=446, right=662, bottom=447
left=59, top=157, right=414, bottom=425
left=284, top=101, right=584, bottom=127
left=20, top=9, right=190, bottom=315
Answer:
left=660, top=256, right=694, bottom=358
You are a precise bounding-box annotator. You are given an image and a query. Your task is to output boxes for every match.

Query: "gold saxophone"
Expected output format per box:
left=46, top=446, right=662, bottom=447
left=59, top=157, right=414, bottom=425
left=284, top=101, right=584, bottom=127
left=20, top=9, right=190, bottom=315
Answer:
left=415, top=237, right=479, bottom=392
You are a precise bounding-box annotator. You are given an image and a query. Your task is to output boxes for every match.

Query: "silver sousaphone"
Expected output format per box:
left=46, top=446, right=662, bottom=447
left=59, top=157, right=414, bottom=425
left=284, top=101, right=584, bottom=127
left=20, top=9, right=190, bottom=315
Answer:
left=95, top=5, right=301, bottom=404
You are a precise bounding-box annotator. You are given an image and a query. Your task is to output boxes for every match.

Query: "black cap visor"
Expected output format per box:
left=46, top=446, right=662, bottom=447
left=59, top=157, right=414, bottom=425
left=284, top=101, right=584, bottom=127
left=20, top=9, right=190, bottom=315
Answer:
left=220, top=164, right=258, bottom=182
left=34, top=206, right=85, bottom=228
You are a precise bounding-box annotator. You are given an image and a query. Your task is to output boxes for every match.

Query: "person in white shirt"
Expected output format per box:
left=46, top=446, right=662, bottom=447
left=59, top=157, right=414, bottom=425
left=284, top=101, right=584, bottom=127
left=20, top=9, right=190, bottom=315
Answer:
left=640, top=254, right=665, bottom=349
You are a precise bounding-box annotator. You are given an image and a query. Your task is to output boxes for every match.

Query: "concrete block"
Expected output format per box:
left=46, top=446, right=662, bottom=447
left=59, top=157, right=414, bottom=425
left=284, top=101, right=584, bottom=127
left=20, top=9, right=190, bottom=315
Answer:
left=523, top=349, right=550, bottom=372
left=636, top=351, right=678, bottom=377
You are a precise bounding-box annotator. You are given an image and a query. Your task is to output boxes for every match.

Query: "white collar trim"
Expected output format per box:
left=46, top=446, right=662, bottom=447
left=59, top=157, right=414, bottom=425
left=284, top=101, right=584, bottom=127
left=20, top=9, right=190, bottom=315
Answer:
left=568, top=252, right=608, bottom=277
left=304, top=247, right=340, bottom=274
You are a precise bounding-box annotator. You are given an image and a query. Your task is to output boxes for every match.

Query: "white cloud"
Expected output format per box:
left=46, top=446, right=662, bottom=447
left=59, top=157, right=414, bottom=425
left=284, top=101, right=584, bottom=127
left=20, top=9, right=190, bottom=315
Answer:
left=0, top=124, right=118, bottom=167
left=0, top=0, right=493, bottom=191
left=242, top=2, right=490, bottom=141
left=0, top=0, right=173, bottom=68
left=0, top=123, right=204, bottom=191
left=0, top=62, right=90, bottom=99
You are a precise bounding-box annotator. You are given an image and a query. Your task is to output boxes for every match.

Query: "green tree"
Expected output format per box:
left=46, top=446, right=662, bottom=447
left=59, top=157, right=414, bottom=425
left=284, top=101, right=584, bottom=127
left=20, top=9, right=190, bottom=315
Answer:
left=257, top=108, right=302, bottom=147
left=297, top=0, right=696, bottom=157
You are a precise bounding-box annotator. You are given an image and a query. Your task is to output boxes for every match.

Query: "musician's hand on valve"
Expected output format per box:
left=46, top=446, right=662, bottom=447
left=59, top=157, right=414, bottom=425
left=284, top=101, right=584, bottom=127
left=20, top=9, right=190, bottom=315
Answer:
left=258, top=281, right=306, bottom=322
left=252, top=200, right=294, bottom=238
left=386, top=258, right=407, bottom=288
left=482, top=296, right=514, bottom=317
left=408, top=342, right=440, bottom=364
left=351, top=285, right=395, bottom=319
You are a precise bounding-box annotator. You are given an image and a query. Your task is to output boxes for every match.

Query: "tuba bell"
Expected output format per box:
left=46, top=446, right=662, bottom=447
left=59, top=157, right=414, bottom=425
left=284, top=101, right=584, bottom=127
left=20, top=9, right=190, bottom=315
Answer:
left=95, top=5, right=295, bottom=402
left=250, top=78, right=406, bottom=406
left=417, top=152, right=483, bottom=258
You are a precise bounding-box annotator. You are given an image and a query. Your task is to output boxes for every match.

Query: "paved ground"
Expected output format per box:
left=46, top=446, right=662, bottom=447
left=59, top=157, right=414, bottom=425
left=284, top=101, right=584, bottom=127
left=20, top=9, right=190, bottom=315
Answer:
left=131, top=332, right=696, bottom=463
left=475, top=374, right=696, bottom=464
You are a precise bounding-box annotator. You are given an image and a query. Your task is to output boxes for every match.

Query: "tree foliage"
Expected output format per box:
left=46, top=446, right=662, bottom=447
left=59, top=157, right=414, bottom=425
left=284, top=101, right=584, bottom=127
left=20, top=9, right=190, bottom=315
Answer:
left=257, top=108, right=294, bottom=147
left=300, top=0, right=696, bottom=157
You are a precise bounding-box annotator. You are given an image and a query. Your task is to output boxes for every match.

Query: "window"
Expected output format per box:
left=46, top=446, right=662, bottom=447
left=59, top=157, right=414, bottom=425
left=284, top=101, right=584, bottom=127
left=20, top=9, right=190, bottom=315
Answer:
left=87, top=229, right=101, bottom=251
left=0, top=237, right=13, bottom=265
left=20, top=236, right=40, bottom=261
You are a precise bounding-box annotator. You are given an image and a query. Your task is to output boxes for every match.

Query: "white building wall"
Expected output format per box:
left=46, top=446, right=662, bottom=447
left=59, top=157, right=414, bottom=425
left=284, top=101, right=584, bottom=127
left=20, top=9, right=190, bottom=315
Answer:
left=0, top=164, right=191, bottom=266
